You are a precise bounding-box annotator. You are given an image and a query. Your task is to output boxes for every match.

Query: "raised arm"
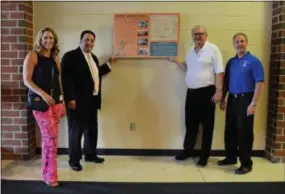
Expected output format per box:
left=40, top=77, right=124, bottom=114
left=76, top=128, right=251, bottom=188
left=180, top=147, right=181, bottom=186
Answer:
left=93, top=55, right=112, bottom=77
left=168, top=57, right=187, bottom=72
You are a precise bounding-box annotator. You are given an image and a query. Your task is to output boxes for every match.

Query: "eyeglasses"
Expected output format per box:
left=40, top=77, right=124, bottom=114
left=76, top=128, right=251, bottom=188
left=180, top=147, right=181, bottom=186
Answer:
left=192, top=33, right=205, bottom=36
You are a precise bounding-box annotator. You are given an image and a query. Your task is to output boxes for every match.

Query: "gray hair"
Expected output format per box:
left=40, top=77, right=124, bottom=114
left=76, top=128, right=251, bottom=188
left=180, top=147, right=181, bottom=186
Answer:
left=191, top=25, right=208, bottom=35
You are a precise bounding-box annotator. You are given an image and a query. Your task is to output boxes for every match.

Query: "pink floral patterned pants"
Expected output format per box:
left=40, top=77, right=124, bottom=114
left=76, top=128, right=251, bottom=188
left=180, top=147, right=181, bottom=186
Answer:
left=33, top=103, right=63, bottom=183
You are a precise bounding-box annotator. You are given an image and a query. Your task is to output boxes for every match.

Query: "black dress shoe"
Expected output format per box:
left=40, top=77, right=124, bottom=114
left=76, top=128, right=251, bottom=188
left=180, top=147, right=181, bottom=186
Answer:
left=85, top=156, right=105, bottom=163
left=235, top=166, right=252, bottom=175
left=69, top=162, right=83, bottom=171
left=197, top=159, right=208, bottom=167
left=175, top=151, right=191, bottom=161
left=218, top=158, right=237, bottom=166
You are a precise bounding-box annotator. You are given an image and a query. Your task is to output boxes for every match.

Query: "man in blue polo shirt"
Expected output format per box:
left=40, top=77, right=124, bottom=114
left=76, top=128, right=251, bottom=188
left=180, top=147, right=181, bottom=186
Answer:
left=218, top=32, right=265, bottom=175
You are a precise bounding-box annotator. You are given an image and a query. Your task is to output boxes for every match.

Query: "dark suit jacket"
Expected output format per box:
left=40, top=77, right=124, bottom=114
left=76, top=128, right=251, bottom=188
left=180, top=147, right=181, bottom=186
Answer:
left=61, top=47, right=111, bottom=115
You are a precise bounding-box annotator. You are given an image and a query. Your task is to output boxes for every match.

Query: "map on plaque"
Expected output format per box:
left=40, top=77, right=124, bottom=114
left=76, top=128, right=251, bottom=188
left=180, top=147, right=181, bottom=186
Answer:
left=113, top=13, right=180, bottom=58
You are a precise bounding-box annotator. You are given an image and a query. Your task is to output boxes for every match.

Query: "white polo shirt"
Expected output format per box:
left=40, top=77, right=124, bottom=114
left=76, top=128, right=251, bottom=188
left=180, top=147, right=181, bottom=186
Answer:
left=185, top=41, right=224, bottom=89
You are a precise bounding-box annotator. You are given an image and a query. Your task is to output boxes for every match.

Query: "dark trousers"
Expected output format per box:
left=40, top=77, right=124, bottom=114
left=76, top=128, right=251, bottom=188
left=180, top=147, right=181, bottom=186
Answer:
left=183, top=85, right=216, bottom=160
left=67, top=109, right=98, bottom=164
left=224, top=93, right=254, bottom=168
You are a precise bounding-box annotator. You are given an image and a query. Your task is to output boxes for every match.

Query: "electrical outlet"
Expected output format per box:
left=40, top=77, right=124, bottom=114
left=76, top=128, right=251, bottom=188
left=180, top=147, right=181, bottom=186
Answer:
left=130, top=122, right=136, bottom=131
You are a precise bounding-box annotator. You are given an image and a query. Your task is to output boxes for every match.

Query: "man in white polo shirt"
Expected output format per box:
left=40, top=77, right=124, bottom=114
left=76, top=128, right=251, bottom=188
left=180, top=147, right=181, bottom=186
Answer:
left=169, top=25, right=224, bottom=167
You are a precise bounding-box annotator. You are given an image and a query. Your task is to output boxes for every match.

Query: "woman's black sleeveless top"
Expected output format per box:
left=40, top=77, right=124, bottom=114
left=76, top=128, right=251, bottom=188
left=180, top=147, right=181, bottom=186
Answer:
left=31, top=53, right=61, bottom=103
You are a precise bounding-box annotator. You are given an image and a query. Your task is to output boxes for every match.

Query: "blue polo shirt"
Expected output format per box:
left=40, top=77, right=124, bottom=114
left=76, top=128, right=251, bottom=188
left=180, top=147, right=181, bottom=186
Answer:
left=228, top=52, right=264, bottom=94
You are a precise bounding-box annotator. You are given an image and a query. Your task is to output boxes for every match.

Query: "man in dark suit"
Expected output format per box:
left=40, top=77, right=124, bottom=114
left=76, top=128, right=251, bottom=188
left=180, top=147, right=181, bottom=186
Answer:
left=61, top=30, right=115, bottom=171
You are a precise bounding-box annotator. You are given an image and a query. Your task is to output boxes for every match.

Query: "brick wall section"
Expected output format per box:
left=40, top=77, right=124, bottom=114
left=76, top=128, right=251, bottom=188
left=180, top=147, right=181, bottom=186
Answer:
left=1, top=1, right=36, bottom=160
left=266, top=1, right=285, bottom=163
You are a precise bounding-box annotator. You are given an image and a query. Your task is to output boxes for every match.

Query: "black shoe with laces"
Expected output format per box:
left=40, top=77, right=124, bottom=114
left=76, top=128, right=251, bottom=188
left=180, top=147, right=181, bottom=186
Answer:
left=175, top=151, right=192, bottom=161
left=85, top=155, right=105, bottom=163
left=197, top=159, right=208, bottom=167
left=235, top=166, right=252, bottom=175
left=69, top=162, right=83, bottom=171
left=217, top=158, right=237, bottom=166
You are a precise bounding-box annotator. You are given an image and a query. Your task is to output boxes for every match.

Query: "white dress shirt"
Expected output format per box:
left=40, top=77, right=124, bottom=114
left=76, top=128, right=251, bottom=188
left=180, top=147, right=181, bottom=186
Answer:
left=184, top=41, right=224, bottom=89
left=81, top=50, right=111, bottom=96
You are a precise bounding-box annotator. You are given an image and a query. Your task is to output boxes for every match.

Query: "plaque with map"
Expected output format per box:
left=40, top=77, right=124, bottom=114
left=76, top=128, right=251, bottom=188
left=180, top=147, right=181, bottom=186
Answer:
left=113, top=13, right=180, bottom=58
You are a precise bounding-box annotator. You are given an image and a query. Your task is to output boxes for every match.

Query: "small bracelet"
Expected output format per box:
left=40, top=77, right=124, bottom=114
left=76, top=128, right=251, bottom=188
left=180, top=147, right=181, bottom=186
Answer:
left=216, top=88, right=222, bottom=92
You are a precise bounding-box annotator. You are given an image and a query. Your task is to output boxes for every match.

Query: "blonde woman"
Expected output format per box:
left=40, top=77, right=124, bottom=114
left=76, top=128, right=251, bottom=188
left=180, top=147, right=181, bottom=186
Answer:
left=23, top=27, right=65, bottom=187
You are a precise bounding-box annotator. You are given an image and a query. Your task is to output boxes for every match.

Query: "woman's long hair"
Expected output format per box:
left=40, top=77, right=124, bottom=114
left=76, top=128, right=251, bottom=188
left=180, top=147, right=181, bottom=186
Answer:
left=33, top=27, right=60, bottom=59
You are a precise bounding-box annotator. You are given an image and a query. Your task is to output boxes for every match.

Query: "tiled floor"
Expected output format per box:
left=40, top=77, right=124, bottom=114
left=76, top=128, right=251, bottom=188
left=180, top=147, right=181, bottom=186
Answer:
left=1, top=156, right=284, bottom=182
